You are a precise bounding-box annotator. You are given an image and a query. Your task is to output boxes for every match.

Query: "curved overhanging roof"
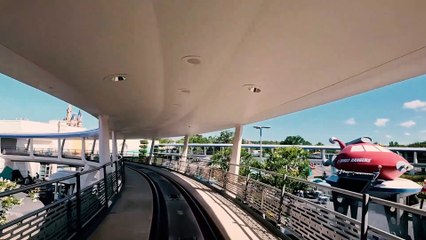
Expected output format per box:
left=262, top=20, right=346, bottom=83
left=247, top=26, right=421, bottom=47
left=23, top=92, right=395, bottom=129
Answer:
left=0, top=1, right=426, bottom=138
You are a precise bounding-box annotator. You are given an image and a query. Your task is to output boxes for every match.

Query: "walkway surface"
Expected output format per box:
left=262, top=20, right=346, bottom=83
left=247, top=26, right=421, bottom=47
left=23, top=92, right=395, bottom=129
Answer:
left=89, top=168, right=153, bottom=240
left=89, top=166, right=278, bottom=240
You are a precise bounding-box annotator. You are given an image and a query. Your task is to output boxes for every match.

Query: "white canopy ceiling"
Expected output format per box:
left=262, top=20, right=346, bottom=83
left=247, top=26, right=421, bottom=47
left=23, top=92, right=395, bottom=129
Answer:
left=1, top=0, right=426, bottom=138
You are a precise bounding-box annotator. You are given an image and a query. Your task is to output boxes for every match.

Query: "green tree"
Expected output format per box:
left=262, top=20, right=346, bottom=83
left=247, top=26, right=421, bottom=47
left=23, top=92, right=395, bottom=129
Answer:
left=211, top=148, right=231, bottom=171
left=407, top=141, right=426, bottom=147
left=214, top=130, right=234, bottom=143
left=0, top=180, right=22, bottom=224
left=239, top=150, right=263, bottom=176
left=210, top=148, right=254, bottom=173
left=139, top=139, right=148, bottom=157
left=159, top=138, right=174, bottom=144
left=280, top=135, right=312, bottom=145
left=261, top=147, right=310, bottom=190
left=315, top=142, right=324, bottom=146
left=389, top=141, right=402, bottom=147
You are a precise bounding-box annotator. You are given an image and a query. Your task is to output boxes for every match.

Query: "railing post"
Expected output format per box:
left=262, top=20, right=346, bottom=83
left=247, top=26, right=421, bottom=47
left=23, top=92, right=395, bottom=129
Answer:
left=121, top=160, right=125, bottom=184
left=208, top=168, right=212, bottom=184
left=277, top=174, right=287, bottom=225
left=103, top=165, right=109, bottom=209
left=75, top=172, right=82, bottom=237
left=222, top=171, right=228, bottom=192
left=114, top=161, right=119, bottom=194
left=360, top=193, right=370, bottom=240
left=243, top=172, right=251, bottom=202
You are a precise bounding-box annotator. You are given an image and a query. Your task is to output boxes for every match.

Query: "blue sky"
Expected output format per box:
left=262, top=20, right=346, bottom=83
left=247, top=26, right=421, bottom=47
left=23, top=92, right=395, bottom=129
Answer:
left=1, top=73, right=425, bottom=145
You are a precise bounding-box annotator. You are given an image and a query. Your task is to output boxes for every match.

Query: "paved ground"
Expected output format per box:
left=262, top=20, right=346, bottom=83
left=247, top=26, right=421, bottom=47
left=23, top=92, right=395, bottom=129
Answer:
left=167, top=171, right=278, bottom=240
left=89, top=168, right=153, bottom=240
left=89, top=166, right=278, bottom=240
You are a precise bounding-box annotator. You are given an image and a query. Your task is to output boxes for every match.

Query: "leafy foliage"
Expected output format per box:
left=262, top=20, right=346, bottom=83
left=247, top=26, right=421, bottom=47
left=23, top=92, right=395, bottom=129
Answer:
left=213, top=130, right=234, bottom=144
left=210, top=148, right=256, bottom=175
left=0, top=179, right=22, bottom=224
left=139, top=139, right=148, bottom=157
left=211, top=148, right=231, bottom=171
left=280, top=135, right=312, bottom=145
left=159, top=138, right=174, bottom=144
left=252, top=147, right=310, bottom=191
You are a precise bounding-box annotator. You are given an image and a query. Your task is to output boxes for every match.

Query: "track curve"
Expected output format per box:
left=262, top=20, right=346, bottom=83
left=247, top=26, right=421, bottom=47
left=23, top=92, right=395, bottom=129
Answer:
left=127, top=163, right=225, bottom=240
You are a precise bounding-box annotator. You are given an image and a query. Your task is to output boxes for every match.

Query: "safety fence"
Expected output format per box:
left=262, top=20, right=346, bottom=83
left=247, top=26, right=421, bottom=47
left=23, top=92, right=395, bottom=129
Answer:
left=0, top=160, right=124, bottom=240
left=148, top=156, right=426, bottom=240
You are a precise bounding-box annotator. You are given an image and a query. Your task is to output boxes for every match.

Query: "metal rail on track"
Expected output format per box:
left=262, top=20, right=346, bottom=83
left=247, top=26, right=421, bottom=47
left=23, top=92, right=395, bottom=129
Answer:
left=126, top=163, right=225, bottom=240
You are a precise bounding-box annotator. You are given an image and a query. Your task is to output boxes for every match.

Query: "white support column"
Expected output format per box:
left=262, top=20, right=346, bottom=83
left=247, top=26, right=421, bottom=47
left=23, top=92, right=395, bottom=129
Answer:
left=120, top=139, right=127, bottom=155
left=181, top=135, right=189, bottom=162
left=413, top=151, right=418, bottom=164
left=98, top=115, right=111, bottom=166
left=411, top=151, right=418, bottom=175
left=148, top=138, right=155, bottom=164
left=81, top=137, right=86, bottom=162
left=57, top=138, right=62, bottom=160
left=29, top=138, right=34, bottom=157
left=111, top=131, right=118, bottom=162
left=229, top=125, right=243, bottom=175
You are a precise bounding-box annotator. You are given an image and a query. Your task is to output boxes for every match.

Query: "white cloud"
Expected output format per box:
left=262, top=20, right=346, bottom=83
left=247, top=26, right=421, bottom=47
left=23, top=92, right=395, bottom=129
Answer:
left=404, top=132, right=411, bottom=136
left=385, top=134, right=392, bottom=139
left=345, top=118, right=356, bottom=125
left=403, top=100, right=426, bottom=111
left=374, top=118, right=389, bottom=127
left=400, top=120, right=416, bottom=128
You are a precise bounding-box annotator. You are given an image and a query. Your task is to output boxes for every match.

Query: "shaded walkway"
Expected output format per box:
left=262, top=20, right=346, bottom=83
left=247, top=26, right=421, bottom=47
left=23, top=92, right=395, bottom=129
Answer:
left=89, top=168, right=153, bottom=240
left=90, top=165, right=278, bottom=239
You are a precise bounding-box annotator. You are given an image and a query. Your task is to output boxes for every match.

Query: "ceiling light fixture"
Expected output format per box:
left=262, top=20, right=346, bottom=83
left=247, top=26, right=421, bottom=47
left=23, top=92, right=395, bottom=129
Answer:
left=181, top=55, right=201, bottom=65
left=243, top=84, right=261, bottom=93
left=105, top=74, right=127, bottom=82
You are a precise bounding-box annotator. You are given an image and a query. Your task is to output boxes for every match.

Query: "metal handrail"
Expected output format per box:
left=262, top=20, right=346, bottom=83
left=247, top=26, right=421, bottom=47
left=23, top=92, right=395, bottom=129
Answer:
left=151, top=156, right=425, bottom=240
left=0, top=159, right=124, bottom=240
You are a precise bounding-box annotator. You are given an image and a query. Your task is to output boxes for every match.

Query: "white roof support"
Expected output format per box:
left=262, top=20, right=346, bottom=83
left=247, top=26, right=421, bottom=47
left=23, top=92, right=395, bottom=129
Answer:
left=98, top=115, right=111, bottom=171
left=229, top=125, right=243, bottom=175
left=120, top=139, right=127, bottom=156
left=81, top=137, right=87, bottom=163
left=181, top=135, right=190, bottom=162
left=111, top=131, right=118, bottom=162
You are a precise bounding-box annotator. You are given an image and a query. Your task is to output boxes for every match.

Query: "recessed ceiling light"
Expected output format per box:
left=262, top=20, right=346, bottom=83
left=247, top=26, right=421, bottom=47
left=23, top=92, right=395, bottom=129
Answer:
left=181, top=55, right=201, bottom=65
left=243, top=84, right=261, bottom=93
left=112, top=75, right=126, bottom=82
left=105, top=74, right=127, bottom=82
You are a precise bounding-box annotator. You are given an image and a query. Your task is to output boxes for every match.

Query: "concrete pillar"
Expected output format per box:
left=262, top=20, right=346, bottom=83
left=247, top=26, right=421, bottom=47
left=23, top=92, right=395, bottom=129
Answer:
left=413, top=151, right=418, bottom=164
left=57, top=138, right=62, bottom=160
left=229, top=125, right=243, bottom=175
left=98, top=115, right=111, bottom=165
left=29, top=138, right=34, bottom=157
left=321, top=149, right=327, bottom=161
left=91, top=139, right=97, bottom=154
left=111, top=131, right=118, bottom=162
left=120, top=139, right=127, bottom=155
left=181, top=135, right=189, bottom=161
left=148, top=139, right=155, bottom=164
left=81, top=137, right=86, bottom=162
